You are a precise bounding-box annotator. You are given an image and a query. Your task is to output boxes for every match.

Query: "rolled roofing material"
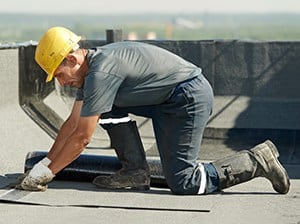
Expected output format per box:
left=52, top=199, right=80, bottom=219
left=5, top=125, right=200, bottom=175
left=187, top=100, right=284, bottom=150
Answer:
left=24, top=151, right=167, bottom=188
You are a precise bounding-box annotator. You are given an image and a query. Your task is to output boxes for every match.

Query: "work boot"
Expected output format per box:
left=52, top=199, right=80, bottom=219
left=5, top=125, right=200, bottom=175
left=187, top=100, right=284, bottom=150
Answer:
left=93, top=121, right=150, bottom=190
left=211, top=140, right=290, bottom=194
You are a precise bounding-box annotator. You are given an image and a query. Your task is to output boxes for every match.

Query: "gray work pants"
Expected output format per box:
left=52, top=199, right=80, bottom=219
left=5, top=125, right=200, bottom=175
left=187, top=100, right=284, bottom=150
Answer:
left=101, top=74, right=218, bottom=194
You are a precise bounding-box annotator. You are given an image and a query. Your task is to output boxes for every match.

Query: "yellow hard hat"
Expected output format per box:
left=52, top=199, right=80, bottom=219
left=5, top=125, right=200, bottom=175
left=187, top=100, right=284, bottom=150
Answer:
left=35, top=27, right=81, bottom=82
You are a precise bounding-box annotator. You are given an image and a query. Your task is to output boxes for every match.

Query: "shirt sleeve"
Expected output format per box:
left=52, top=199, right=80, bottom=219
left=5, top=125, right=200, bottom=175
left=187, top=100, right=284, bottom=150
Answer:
left=80, top=72, right=124, bottom=116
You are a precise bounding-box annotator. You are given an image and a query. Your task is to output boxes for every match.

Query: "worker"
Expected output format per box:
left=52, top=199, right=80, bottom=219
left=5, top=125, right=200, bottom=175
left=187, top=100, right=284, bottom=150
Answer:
left=18, top=27, right=290, bottom=195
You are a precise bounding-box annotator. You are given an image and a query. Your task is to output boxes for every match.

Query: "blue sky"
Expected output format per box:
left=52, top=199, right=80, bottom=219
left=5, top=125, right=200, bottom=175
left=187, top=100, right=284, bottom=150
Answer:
left=1, top=0, right=300, bottom=14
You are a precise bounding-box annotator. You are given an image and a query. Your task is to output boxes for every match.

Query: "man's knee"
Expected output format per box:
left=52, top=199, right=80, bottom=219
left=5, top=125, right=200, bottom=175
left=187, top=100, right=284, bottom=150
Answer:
left=166, top=175, right=200, bottom=195
left=168, top=181, right=198, bottom=195
left=166, top=164, right=209, bottom=195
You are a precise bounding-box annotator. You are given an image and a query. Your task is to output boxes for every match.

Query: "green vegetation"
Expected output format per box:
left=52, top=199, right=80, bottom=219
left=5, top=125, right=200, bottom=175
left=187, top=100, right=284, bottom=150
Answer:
left=0, top=13, right=300, bottom=43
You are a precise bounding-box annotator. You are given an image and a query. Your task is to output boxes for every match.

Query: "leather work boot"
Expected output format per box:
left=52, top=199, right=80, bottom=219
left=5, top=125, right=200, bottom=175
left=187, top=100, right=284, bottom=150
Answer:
left=93, top=121, right=150, bottom=190
left=211, top=140, right=290, bottom=194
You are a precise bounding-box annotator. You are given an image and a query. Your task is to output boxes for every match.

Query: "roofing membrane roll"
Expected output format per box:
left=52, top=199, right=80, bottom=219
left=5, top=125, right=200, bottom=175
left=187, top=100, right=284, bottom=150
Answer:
left=24, top=151, right=167, bottom=188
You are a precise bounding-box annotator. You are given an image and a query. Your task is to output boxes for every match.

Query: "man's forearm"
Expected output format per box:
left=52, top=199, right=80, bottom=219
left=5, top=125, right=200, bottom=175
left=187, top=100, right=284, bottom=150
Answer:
left=48, top=132, right=90, bottom=174
left=48, top=115, right=99, bottom=175
left=47, top=118, right=77, bottom=161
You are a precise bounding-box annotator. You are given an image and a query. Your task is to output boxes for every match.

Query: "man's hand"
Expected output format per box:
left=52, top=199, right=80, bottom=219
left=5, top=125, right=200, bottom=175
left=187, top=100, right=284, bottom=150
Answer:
left=16, top=157, right=55, bottom=191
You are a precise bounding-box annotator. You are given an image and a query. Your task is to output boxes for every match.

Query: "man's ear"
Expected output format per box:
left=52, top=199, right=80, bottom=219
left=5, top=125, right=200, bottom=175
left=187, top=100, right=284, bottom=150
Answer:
left=65, top=54, right=77, bottom=67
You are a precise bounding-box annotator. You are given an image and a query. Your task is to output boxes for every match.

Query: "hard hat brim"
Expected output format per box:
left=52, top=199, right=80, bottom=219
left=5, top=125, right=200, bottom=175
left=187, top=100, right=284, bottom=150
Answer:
left=46, top=72, right=54, bottom=82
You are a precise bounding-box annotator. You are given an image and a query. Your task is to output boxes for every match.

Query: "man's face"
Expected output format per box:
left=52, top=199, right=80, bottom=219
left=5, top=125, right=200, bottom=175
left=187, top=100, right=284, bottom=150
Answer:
left=53, top=56, right=84, bottom=88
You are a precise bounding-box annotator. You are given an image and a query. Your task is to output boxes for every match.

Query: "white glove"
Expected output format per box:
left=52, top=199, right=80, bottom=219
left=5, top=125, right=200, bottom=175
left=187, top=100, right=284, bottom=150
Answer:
left=18, top=157, right=55, bottom=191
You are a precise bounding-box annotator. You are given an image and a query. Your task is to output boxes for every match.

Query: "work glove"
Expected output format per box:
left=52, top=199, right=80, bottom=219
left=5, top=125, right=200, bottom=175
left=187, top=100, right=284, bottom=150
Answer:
left=16, top=157, right=55, bottom=191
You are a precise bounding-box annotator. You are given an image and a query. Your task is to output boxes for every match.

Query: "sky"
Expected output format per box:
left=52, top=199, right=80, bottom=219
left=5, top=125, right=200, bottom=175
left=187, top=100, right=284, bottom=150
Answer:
left=1, top=0, right=300, bottom=14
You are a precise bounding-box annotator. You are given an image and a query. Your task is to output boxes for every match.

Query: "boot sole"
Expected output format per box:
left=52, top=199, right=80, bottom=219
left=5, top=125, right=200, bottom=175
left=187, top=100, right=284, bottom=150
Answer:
left=131, top=185, right=150, bottom=190
left=92, top=178, right=150, bottom=191
left=93, top=183, right=150, bottom=191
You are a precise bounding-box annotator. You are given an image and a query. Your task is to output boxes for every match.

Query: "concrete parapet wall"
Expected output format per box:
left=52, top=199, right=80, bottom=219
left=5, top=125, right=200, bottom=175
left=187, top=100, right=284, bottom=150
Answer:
left=141, top=41, right=299, bottom=97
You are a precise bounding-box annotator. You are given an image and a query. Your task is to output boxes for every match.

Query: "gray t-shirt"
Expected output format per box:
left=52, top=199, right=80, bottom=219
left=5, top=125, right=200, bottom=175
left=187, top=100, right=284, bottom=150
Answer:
left=76, top=41, right=202, bottom=116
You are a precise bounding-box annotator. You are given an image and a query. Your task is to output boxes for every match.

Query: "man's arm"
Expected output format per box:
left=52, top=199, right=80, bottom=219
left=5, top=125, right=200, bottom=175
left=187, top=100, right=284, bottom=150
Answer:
left=47, top=100, right=83, bottom=161
left=18, top=99, right=100, bottom=190
left=48, top=114, right=99, bottom=174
